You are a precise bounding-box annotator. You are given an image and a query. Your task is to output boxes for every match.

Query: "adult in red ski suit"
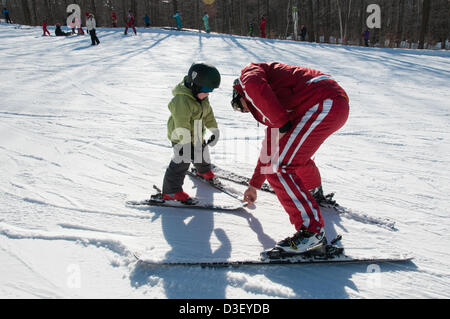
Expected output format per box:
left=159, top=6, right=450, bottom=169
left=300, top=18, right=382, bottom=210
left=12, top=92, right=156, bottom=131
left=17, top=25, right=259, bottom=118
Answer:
left=124, top=11, right=137, bottom=35
left=232, top=62, right=349, bottom=234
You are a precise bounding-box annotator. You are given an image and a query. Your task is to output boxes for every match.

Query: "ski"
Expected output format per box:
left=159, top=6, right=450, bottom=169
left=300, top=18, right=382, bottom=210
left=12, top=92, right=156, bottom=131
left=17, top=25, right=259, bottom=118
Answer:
left=210, top=164, right=274, bottom=193
left=186, top=167, right=247, bottom=205
left=126, top=185, right=244, bottom=211
left=210, top=165, right=397, bottom=230
left=134, top=253, right=413, bottom=268
left=134, top=235, right=412, bottom=267
left=316, top=193, right=397, bottom=230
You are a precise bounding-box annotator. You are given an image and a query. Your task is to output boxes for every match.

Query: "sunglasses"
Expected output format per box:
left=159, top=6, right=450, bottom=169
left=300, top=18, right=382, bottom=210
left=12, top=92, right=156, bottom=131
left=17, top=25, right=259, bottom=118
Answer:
left=199, top=86, right=214, bottom=93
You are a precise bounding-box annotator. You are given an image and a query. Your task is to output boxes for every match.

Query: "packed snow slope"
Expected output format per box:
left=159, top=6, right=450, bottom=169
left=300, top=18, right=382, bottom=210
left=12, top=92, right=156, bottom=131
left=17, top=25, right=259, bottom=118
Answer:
left=0, top=23, right=449, bottom=299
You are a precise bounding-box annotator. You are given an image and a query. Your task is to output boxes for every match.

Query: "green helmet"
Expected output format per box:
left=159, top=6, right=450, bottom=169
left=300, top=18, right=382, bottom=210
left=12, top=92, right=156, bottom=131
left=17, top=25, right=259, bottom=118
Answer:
left=187, top=63, right=221, bottom=91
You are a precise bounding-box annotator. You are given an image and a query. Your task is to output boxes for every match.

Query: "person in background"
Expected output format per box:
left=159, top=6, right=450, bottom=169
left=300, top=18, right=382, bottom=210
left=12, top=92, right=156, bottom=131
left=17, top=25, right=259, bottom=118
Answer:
left=125, top=10, right=137, bottom=35
left=259, top=15, right=266, bottom=38
left=3, top=7, right=12, bottom=23
left=111, top=11, right=117, bottom=27
left=202, top=12, right=210, bottom=33
left=55, top=23, right=71, bottom=36
left=144, top=14, right=150, bottom=27
left=86, top=13, right=100, bottom=45
left=248, top=22, right=254, bottom=37
left=172, top=11, right=182, bottom=30
left=231, top=62, right=349, bottom=255
left=363, top=29, right=370, bottom=47
left=300, top=25, right=307, bottom=41
left=42, top=20, right=51, bottom=36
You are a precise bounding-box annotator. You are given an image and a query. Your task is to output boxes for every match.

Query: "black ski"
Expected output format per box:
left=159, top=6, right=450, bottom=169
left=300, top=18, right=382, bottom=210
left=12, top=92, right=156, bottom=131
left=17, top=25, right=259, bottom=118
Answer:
left=316, top=193, right=397, bottom=230
left=134, top=253, right=413, bottom=267
left=126, top=185, right=244, bottom=211
left=134, top=234, right=412, bottom=267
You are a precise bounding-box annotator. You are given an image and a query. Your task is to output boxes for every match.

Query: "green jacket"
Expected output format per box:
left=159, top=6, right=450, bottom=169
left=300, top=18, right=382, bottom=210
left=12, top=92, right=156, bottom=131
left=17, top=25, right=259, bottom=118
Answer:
left=167, top=77, right=218, bottom=144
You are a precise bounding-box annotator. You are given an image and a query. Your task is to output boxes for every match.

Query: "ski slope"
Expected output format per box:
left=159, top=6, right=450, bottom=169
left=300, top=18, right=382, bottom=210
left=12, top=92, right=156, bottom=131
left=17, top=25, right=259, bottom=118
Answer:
left=0, top=23, right=449, bottom=299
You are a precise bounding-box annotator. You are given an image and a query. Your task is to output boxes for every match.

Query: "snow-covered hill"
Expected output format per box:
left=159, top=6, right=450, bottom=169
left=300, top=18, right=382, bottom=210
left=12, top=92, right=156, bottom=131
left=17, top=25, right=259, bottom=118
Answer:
left=0, top=23, right=449, bottom=298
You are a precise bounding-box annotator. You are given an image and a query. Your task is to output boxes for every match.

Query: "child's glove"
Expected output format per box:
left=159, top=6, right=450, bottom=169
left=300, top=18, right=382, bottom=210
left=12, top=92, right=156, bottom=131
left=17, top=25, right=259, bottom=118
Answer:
left=204, top=128, right=220, bottom=147
left=204, top=135, right=216, bottom=146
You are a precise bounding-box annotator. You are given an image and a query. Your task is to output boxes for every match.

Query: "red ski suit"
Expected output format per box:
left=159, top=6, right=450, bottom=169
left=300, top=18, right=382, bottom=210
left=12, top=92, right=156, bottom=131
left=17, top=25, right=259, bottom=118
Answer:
left=125, top=14, right=137, bottom=34
left=42, top=21, right=50, bottom=36
left=235, top=62, right=349, bottom=233
left=259, top=17, right=267, bottom=38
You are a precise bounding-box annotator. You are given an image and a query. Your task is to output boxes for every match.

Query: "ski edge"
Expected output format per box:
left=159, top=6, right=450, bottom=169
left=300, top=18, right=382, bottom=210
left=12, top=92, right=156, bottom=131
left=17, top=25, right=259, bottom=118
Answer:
left=126, top=199, right=243, bottom=211
left=134, top=254, right=414, bottom=267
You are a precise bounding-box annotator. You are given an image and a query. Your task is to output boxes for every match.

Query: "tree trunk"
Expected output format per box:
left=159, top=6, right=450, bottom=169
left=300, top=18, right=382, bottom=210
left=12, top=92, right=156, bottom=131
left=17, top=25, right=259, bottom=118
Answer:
left=337, top=0, right=343, bottom=43
left=285, top=0, right=291, bottom=39
left=21, top=0, right=31, bottom=25
left=419, top=0, right=431, bottom=49
left=307, top=0, right=314, bottom=42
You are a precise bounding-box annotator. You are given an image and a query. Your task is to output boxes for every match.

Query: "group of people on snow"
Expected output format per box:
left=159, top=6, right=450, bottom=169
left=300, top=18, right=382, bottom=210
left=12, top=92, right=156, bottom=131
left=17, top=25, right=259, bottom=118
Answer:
left=39, top=9, right=271, bottom=43
left=162, top=61, right=349, bottom=254
left=48, top=12, right=99, bottom=46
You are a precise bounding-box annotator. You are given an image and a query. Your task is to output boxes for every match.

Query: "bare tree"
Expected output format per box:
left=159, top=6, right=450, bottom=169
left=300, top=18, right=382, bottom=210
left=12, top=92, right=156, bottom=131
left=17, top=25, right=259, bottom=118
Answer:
left=419, top=0, right=430, bottom=49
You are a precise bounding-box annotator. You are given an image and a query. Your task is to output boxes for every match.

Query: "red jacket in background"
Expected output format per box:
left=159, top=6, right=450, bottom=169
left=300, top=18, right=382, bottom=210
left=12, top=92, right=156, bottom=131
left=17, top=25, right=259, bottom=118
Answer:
left=127, top=13, right=135, bottom=26
left=259, top=17, right=266, bottom=37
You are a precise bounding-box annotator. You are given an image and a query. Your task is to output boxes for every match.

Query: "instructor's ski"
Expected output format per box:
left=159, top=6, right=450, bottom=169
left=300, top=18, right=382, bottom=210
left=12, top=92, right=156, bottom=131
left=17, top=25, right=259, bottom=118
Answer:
left=209, top=165, right=397, bottom=230
left=134, top=253, right=413, bottom=267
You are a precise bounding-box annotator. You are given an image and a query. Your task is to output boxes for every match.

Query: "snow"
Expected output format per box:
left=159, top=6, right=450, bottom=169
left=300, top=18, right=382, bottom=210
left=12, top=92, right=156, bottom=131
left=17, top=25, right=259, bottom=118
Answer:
left=1, top=22, right=449, bottom=299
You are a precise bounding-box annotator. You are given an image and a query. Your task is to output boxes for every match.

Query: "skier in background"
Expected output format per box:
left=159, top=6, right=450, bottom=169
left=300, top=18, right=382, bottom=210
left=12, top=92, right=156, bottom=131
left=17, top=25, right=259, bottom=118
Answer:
left=124, top=10, right=137, bottom=35
left=42, top=20, right=51, bottom=36
left=172, top=11, right=182, bottom=30
left=202, top=12, right=210, bottom=33
left=259, top=15, right=266, bottom=38
left=86, top=13, right=100, bottom=45
left=231, top=62, right=349, bottom=254
left=300, top=25, right=307, bottom=41
left=3, top=7, right=12, bottom=23
left=144, top=14, right=150, bottom=27
left=111, top=11, right=117, bottom=27
left=248, top=22, right=254, bottom=37
left=363, top=29, right=370, bottom=47
left=162, top=63, right=221, bottom=203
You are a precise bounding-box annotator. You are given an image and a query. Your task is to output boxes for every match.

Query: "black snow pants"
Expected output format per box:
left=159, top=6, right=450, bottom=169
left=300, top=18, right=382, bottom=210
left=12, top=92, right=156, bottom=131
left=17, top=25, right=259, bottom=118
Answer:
left=162, top=142, right=212, bottom=194
left=90, top=29, right=100, bottom=45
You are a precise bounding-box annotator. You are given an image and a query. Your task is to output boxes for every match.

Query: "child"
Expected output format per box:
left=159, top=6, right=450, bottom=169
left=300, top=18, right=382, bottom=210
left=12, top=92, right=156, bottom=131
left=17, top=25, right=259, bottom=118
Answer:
left=202, top=12, right=210, bottom=33
left=162, top=63, right=221, bottom=203
left=42, top=20, right=51, bottom=36
left=172, top=12, right=182, bottom=30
